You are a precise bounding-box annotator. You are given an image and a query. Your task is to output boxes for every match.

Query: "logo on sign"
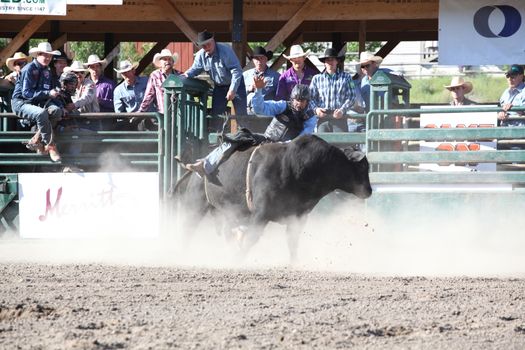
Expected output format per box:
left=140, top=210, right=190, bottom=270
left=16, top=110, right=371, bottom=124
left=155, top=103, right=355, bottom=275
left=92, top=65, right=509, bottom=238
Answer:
left=473, top=5, right=522, bottom=38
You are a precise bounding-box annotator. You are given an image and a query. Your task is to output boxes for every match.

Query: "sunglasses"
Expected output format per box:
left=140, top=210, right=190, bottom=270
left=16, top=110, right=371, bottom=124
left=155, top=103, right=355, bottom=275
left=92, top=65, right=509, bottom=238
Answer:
left=14, top=61, right=27, bottom=66
left=361, top=64, right=371, bottom=68
left=449, top=86, right=462, bottom=91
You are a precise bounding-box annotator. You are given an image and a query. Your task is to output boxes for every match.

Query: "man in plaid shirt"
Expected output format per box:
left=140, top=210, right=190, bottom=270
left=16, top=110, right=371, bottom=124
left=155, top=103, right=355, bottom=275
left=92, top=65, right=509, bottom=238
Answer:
left=309, top=48, right=356, bottom=132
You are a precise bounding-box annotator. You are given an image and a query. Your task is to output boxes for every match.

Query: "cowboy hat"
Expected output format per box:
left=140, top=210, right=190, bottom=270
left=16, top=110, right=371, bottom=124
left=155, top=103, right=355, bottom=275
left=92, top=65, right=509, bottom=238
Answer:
left=6, top=52, right=32, bottom=71
left=28, top=42, right=61, bottom=58
left=85, top=54, right=107, bottom=68
left=249, top=46, right=273, bottom=61
left=153, top=49, right=179, bottom=68
left=196, top=30, right=214, bottom=47
left=359, top=51, right=383, bottom=65
left=53, top=50, right=72, bottom=64
left=283, top=45, right=310, bottom=60
left=114, top=60, right=139, bottom=74
left=64, top=61, right=89, bottom=73
left=318, top=48, right=345, bottom=63
left=444, top=77, right=473, bottom=94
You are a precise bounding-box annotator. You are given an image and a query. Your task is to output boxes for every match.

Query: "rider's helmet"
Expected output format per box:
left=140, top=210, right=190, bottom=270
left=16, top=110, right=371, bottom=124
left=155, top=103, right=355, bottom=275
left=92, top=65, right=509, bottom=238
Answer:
left=290, top=84, right=311, bottom=101
left=59, top=71, right=78, bottom=95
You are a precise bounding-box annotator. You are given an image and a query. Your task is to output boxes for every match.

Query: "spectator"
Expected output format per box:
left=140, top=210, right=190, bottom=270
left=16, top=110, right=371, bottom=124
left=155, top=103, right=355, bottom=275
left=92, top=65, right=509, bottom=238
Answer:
left=5, top=52, right=31, bottom=86
left=309, top=48, right=356, bottom=132
left=64, top=61, right=100, bottom=114
left=86, top=54, right=116, bottom=114
left=445, top=77, right=476, bottom=106
left=184, top=30, right=247, bottom=117
left=276, top=45, right=317, bottom=101
left=498, top=64, right=525, bottom=127
left=113, top=60, right=149, bottom=113
left=185, top=75, right=315, bottom=177
left=11, top=42, right=63, bottom=162
left=243, top=46, right=280, bottom=114
left=138, top=48, right=181, bottom=114
left=358, top=51, right=392, bottom=112
left=51, top=50, right=71, bottom=86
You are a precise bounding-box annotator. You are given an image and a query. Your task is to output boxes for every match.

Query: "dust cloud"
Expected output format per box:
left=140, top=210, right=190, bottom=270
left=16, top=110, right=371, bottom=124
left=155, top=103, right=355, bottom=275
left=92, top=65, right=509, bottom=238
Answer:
left=1, top=191, right=524, bottom=277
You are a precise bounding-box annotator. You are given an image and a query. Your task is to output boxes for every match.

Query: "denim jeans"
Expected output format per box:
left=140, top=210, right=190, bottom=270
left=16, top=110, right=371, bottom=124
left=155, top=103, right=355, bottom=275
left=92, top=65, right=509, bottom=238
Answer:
left=211, top=78, right=248, bottom=117
left=318, top=117, right=348, bottom=132
left=202, top=141, right=235, bottom=175
left=12, top=99, right=62, bottom=144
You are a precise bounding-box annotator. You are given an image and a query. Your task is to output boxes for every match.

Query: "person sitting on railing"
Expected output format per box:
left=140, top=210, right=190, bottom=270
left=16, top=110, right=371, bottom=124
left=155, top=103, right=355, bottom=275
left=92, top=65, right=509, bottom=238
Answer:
left=183, top=75, right=315, bottom=177
left=445, top=77, right=477, bottom=106
left=498, top=64, right=525, bottom=127
left=309, top=48, right=357, bottom=133
left=11, top=42, right=63, bottom=162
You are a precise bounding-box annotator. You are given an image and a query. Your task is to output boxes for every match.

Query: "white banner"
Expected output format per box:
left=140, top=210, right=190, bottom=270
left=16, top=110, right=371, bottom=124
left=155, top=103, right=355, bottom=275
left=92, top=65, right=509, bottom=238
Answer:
left=18, top=172, right=159, bottom=239
left=0, top=0, right=66, bottom=16
left=420, top=106, right=498, bottom=172
left=439, top=0, right=525, bottom=65
left=67, top=0, right=123, bottom=4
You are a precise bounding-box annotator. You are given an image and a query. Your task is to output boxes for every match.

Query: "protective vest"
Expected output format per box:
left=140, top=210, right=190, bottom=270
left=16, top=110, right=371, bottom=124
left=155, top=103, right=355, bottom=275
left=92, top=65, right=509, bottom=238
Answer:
left=264, top=102, right=307, bottom=142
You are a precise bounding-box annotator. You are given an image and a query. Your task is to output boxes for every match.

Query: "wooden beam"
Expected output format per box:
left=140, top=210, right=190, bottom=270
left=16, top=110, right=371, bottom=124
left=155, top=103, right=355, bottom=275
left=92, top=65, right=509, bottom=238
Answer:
left=136, top=41, right=171, bottom=75
left=51, top=34, right=68, bottom=51
left=264, top=0, right=322, bottom=52
left=0, top=16, right=46, bottom=67
left=359, top=20, right=366, bottom=54
left=376, top=40, right=401, bottom=60
left=155, top=0, right=197, bottom=43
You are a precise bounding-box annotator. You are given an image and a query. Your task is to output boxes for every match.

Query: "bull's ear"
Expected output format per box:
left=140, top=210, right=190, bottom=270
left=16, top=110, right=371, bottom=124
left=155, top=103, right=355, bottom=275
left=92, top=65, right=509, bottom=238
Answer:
left=343, top=146, right=366, bottom=162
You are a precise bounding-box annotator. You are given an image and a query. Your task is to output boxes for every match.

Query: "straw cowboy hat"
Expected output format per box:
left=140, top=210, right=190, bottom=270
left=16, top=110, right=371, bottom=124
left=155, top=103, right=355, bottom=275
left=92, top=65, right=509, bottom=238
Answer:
left=318, top=48, right=345, bottom=63
left=196, top=30, right=214, bottom=47
left=28, top=42, right=61, bottom=58
left=359, top=51, right=383, bottom=65
left=153, top=49, right=179, bottom=68
left=85, top=54, right=107, bottom=68
left=283, top=45, right=310, bottom=60
left=6, top=52, right=32, bottom=71
left=249, top=46, right=273, bottom=60
left=114, top=60, right=139, bottom=74
left=64, top=61, right=89, bottom=73
left=444, top=77, right=473, bottom=94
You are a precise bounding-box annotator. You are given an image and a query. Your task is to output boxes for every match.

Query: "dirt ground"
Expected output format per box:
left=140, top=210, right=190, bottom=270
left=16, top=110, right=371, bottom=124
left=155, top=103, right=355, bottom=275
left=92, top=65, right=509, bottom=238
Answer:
left=0, top=262, right=523, bottom=350
left=1, top=199, right=524, bottom=349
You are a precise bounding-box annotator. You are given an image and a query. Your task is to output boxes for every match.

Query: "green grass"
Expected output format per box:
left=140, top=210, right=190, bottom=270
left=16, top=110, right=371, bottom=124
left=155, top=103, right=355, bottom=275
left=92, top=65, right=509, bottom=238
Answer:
left=408, top=75, right=508, bottom=104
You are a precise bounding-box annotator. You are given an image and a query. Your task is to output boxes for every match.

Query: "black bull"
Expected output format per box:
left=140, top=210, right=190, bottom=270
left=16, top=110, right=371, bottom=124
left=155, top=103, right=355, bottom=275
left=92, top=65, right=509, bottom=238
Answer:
left=173, top=134, right=372, bottom=261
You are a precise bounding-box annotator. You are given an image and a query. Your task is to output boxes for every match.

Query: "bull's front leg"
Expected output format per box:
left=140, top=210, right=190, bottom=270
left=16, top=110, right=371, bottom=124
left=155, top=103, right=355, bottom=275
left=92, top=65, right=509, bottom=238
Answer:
left=233, top=215, right=268, bottom=261
left=286, top=216, right=307, bottom=264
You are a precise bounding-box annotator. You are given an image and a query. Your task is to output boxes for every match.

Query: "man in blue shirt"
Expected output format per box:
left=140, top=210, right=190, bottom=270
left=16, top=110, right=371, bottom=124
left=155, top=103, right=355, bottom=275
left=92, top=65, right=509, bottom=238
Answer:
left=184, top=30, right=247, bottom=118
left=11, top=42, right=64, bottom=162
left=184, top=75, right=315, bottom=177
left=113, top=60, right=150, bottom=113
left=243, top=46, right=280, bottom=114
left=498, top=64, right=525, bottom=127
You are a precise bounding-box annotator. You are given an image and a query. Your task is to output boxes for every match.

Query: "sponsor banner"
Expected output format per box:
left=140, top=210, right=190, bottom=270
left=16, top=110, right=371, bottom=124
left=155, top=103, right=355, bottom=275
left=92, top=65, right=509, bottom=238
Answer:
left=439, top=0, right=525, bottom=65
left=420, top=106, right=498, bottom=172
left=1, top=0, right=66, bottom=16
left=67, top=0, right=123, bottom=4
left=18, top=172, right=159, bottom=239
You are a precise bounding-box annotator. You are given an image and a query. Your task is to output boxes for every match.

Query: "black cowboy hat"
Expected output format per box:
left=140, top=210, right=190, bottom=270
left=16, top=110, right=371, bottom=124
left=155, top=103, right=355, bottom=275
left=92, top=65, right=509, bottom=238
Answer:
left=196, top=30, right=214, bottom=46
left=250, top=46, right=273, bottom=60
left=318, top=48, right=344, bottom=63
left=53, top=50, right=72, bottom=65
